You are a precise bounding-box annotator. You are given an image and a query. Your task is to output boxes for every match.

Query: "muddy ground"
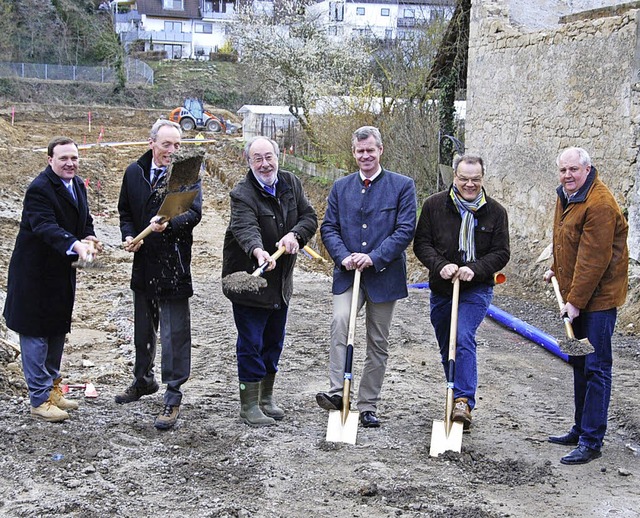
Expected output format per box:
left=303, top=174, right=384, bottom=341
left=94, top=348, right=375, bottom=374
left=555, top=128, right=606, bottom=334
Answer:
left=0, top=109, right=638, bottom=518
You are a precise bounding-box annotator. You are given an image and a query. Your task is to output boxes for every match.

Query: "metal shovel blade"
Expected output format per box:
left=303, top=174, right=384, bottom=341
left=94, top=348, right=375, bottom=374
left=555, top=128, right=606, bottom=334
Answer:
left=326, top=409, right=359, bottom=444
left=429, top=420, right=464, bottom=457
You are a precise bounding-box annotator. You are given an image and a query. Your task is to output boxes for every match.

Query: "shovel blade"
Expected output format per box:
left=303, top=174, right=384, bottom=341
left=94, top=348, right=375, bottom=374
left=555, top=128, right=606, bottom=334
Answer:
left=326, top=410, right=359, bottom=444
left=429, top=419, right=464, bottom=457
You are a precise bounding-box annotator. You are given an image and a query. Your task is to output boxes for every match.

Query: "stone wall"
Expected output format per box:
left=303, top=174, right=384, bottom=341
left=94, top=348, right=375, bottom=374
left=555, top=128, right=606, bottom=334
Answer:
left=465, top=0, right=640, bottom=298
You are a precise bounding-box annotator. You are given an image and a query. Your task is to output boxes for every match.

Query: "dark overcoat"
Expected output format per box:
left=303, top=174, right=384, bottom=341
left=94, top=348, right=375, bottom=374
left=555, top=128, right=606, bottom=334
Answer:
left=3, top=166, right=95, bottom=336
left=118, top=149, right=202, bottom=300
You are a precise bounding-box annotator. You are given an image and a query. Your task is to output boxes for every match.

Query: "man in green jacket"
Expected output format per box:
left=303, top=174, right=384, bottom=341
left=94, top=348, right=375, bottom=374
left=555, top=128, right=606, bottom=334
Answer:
left=222, top=136, right=317, bottom=426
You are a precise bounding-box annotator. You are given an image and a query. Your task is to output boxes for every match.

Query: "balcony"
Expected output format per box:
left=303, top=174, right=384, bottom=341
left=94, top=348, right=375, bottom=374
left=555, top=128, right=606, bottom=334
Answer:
left=397, top=17, right=417, bottom=27
left=201, top=8, right=236, bottom=20
left=119, top=30, right=193, bottom=44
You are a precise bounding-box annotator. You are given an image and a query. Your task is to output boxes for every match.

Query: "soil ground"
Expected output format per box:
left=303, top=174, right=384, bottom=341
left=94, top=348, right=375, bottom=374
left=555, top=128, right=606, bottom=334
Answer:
left=0, top=109, right=638, bottom=518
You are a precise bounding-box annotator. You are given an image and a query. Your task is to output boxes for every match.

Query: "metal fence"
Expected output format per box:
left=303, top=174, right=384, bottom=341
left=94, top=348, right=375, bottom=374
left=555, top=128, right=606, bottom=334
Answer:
left=0, top=58, right=153, bottom=85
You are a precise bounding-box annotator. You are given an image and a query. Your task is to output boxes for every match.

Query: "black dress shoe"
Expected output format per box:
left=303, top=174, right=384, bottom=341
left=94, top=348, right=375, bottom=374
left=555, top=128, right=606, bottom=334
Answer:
left=360, top=411, right=380, bottom=428
left=548, top=432, right=579, bottom=446
left=560, top=445, right=602, bottom=465
left=316, top=392, right=343, bottom=411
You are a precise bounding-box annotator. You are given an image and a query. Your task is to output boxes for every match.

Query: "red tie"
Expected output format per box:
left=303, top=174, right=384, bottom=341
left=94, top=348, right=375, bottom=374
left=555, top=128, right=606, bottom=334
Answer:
left=364, top=179, right=371, bottom=188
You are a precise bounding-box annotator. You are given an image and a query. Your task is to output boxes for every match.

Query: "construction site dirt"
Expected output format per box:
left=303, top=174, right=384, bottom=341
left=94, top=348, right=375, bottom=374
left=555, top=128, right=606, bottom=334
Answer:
left=0, top=110, right=638, bottom=518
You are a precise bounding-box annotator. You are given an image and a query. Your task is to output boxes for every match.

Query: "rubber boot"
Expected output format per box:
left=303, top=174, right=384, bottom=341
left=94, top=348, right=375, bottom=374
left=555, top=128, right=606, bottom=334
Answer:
left=260, top=373, right=285, bottom=420
left=239, top=382, right=276, bottom=427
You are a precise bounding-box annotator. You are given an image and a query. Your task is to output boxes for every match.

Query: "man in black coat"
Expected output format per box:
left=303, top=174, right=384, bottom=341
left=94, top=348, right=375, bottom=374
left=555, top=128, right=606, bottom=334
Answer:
left=222, top=136, right=317, bottom=426
left=115, top=120, right=202, bottom=430
left=3, top=136, right=101, bottom=422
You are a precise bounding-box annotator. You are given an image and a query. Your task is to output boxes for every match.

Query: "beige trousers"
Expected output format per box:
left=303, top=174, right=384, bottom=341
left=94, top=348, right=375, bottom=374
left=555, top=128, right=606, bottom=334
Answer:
left=327, top=286, right=396, bottom=413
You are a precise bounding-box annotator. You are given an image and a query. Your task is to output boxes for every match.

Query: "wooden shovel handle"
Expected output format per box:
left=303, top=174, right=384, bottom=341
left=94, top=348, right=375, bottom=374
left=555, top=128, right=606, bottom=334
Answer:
left=129, top=216, right=169, bottom=247
left=252, top=246, right=286, bottom=277
left=347, top=269, right=362, bottom=347
left=448, top=277, right=460, bottom=361
left=551, top=276, right=577, bottom=339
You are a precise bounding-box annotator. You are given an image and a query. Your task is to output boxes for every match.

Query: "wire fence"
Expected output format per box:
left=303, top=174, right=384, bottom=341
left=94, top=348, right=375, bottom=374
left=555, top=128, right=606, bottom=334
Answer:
left=0, top=58, right=153, bottom=85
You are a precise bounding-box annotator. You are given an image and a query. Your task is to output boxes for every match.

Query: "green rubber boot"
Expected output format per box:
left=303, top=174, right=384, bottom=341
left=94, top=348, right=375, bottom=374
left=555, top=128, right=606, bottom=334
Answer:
left=260, top=373, right=285, bottom=420
left=239, top=382, right=276, bottom=427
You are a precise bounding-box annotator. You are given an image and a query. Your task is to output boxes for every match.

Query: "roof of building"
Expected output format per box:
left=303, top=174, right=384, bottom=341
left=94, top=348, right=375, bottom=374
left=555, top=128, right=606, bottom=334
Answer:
left=237, top=105, right=297, bottom=116
left=136, top=0, right=200, bottom=19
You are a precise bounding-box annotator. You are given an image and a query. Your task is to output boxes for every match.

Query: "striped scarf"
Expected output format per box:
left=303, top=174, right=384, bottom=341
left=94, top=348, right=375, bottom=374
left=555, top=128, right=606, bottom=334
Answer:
left=450, top=186, right=486, bottom=263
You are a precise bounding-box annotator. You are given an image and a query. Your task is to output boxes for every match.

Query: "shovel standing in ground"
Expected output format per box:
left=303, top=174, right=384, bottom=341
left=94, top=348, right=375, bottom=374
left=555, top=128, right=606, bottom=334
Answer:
left=550, top=276, right=595, bottom=355
left=429, top=276, right=464, bottom=457
left=325, top=269, right=361, bottom=444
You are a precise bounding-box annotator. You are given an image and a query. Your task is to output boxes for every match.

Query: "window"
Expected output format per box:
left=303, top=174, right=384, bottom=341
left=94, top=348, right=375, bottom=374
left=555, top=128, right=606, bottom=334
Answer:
left=385, top=28, right=393, bottom=39
left=195, top=23, right=213, bottom=34
left=204, top=0, right=227, bottom=14
left=164, top=44, right=183, bottom=59
left=328, top=26, right=337, bottom=36
left=356, top=7, right=365, bottom=15
left=164, top=21, right=182, bottom=32
left=329, top=2, right=344, bottom=22
left=403, top=8, right=415, bottom=18
left=163, top=0, right=183, bottom=10
left=381, top=8, right=390, bottom=16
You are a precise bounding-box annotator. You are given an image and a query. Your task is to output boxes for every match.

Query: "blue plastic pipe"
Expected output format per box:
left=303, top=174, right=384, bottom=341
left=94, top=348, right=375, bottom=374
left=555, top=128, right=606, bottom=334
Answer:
left=408, top=283, right=569, bottom=362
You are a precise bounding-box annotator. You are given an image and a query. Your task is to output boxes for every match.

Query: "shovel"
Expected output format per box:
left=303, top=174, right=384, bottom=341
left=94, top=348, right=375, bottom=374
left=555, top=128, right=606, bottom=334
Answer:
left=129, top=190, right=198, bottom=247
left=550, top=276, right=595, bottom=356
left=221, top=246, right=286, bottom=295
left=326, top=269, right=361, bottom=444
left=429, top=277, right=464, bottom=457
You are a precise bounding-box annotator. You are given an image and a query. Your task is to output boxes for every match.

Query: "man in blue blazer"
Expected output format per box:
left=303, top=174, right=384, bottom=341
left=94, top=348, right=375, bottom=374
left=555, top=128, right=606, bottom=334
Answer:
left=3, top=137, right=100, bottom=422
left=317, top=126, right=416, bottom=428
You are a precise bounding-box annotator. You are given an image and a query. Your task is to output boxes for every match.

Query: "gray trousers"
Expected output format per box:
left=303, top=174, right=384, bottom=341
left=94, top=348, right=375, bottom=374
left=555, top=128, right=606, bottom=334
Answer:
left=328, top=286, right=396, bottom=413
left=133, top=292, right=191, bottom=406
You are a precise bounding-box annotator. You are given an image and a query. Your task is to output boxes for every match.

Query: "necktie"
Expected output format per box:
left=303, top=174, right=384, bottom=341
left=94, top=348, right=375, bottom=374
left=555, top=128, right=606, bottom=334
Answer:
left=151, top=168, right=164, bottom=187
left=364, top=179, right=371, bottom=188
left=264, top=184, right=276, bottom=196
left=67, top=182, right=76, bottom=201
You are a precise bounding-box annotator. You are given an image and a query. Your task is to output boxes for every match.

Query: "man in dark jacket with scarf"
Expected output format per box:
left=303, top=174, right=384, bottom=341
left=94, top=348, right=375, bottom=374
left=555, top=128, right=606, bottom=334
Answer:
left=4, top=136, right=101, bottom=422
left=222, top=136, right=317, bottom=427
left=544, top=147, right=628, bottom=465
left=115, top=119, right=202, bottom=430
left=414, top=153, right=509, bottom=430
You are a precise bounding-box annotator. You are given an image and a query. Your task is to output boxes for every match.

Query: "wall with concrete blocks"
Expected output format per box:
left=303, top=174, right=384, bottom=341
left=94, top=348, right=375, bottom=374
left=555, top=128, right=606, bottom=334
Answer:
left=465, top=0, right=640, bottom=294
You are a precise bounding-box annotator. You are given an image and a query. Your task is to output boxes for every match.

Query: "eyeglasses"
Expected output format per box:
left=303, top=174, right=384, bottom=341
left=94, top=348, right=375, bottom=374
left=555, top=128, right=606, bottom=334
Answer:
left=455, top=174, right=483, bottom=185
left=250, top=154, right=276, bottom=165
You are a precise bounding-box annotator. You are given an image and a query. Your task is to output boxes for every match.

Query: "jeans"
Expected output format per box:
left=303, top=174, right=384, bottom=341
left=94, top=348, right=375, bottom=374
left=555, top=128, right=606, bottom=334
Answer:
left=569, top=308, right=616, bottom=451
left=430, top=284, right=493, bottom=410
left=232, top=303, right=288, bottom=383
left=20, top=334, right=66, bottom=407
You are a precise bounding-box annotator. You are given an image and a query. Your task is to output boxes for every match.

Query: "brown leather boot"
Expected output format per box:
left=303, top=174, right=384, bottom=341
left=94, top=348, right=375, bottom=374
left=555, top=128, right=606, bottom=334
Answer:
left=31, top=401, right=69, bottom=422
left=50, top=378, right=79, bottom=411
left=452, top=397, right=472, bottom=429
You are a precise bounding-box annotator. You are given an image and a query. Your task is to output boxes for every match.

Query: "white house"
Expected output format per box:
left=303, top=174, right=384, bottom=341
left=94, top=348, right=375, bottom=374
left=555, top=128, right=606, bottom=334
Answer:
left=308, top=0, right=455, bottom=40
left=115, top=0, right=454, bottom=59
